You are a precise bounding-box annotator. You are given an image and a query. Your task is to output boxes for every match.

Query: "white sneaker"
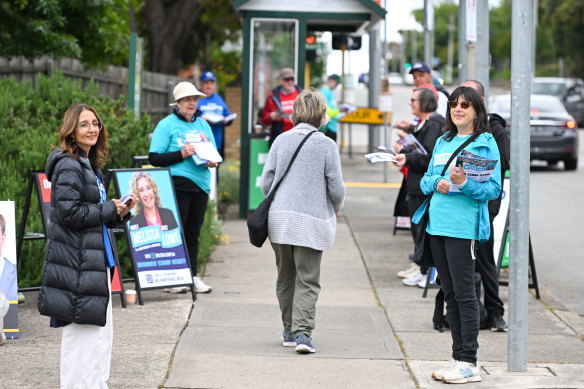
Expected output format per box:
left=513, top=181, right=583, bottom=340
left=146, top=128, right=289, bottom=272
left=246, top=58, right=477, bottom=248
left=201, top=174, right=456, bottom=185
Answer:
left=166, top=286, right=188, bottom=294
left=432, top=359, right=459, bottom=381
left=397, top=263, right=419, bottom=279
left=441, top=361, right=482, bottom=383
left=402, top=271, right=425, bottom=286
left=193, top=276, right=212, bottom=293
left=417, top=277, right=427, bottom=289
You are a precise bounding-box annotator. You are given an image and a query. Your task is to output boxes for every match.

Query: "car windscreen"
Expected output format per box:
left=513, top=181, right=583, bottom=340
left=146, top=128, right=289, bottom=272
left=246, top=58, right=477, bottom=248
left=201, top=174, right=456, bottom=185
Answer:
left=531, top=82, right=566, bottom=96
left=489, top=95, right=568, bottom=116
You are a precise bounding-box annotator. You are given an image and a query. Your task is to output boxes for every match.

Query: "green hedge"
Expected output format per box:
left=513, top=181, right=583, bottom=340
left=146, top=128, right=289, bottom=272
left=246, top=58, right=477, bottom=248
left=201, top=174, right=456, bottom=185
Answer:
left=0, top=70, right=219, bottom=287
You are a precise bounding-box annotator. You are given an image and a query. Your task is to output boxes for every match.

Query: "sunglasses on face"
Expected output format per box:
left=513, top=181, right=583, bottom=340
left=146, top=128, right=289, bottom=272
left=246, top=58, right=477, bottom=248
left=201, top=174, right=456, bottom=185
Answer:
left=283, top=77, right=294, bottom=82
left=449, top=101, right=472, bottom=109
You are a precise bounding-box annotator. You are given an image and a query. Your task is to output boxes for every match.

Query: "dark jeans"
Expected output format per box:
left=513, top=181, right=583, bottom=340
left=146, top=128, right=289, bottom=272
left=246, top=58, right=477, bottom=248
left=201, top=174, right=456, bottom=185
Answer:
left=174, top=189, right=209, bottom=276
left=476, top=218, right=505, bottom=318
left=407, top=194, right=428, bottom=275
left=430, top=235, right=479, bottom=364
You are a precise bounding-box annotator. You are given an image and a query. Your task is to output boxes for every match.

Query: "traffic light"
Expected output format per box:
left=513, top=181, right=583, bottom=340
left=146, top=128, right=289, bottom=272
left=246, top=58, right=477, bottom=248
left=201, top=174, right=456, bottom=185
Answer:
left=332, top=34, right=362, bottom=51
left=305, top=34, right=318, bottom=63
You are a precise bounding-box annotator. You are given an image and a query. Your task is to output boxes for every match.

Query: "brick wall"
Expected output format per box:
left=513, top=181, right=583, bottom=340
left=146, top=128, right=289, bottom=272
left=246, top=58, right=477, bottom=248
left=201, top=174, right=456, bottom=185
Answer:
left=223, top=86, right=242, bottom=161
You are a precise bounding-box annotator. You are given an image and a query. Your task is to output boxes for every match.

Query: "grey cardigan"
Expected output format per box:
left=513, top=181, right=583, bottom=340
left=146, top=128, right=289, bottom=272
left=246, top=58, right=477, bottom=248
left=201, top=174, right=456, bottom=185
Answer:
left=260, top=124, right=345, bottom=251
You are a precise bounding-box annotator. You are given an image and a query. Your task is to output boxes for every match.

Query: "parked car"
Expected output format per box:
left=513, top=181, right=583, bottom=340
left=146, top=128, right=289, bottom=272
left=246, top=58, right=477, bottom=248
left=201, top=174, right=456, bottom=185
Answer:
left=531, top=77, right=584, bottom=127
left=488, top=94, right=579, bottom=170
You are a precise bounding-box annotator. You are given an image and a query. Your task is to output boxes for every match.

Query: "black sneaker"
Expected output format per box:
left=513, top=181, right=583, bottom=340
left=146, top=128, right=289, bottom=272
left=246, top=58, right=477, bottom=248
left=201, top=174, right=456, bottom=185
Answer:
left=490, top=315, right=508, bottom=332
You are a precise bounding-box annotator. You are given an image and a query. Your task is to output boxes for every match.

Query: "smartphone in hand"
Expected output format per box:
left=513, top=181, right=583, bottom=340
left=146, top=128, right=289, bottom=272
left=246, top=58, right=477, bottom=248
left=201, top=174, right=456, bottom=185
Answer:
left=120, top=193, right=133, bottom=205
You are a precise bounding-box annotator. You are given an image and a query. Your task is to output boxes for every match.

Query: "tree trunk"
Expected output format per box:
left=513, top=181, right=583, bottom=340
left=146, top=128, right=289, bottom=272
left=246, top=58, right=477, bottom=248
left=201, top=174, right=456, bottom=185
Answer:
left=144, top=0, right=204, bottom=75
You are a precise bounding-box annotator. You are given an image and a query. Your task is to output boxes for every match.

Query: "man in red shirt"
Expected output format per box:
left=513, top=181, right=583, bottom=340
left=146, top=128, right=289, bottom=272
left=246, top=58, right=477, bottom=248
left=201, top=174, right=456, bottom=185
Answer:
left=262, top=68, right=302, bottom=147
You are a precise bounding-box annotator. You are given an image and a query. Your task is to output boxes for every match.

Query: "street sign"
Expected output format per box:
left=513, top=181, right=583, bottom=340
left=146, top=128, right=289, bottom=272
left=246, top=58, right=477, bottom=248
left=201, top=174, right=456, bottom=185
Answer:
left=340, top=107, right=384, bottom=125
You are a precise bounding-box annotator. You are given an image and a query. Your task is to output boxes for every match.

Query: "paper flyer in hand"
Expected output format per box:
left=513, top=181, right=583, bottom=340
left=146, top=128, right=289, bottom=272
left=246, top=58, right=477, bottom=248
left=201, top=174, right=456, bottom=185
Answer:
left=182, top=133, right=223, bottom=165
left=202, top=112, right=238, bottom=124
left=335, top=103, right=358, bottom=120
left=448, top=151, right=498, bottom=195
left=364, top=152, right=398, bottom=163
left=395, top=134, right=427, bottom=155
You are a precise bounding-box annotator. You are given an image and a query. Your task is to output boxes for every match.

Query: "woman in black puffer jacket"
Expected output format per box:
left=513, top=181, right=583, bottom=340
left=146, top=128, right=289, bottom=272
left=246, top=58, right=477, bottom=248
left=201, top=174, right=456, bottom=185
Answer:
left=38, top=104, right=136, bottom=388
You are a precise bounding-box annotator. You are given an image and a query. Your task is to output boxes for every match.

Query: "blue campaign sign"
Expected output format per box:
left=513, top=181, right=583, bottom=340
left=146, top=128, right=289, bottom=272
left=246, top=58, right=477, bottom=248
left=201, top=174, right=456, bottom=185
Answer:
left=114, top=168, right=193, bottom=290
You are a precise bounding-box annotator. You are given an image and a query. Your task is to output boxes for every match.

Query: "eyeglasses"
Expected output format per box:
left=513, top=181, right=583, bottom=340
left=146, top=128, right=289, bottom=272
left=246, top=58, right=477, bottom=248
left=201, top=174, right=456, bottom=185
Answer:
left=180, top=96, right=199, bottom=103
left=78, top=121, right=103, bottom=131
left=449, top=101, right=472, bottom=109
left=283, top=77, right=294, bottom=82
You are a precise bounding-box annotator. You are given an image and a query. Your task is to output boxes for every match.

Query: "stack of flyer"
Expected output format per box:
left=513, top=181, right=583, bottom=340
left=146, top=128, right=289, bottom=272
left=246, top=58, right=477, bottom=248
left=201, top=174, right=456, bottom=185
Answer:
left=182, top=133, right=223, bottom=165
left=395, top=134, right=427, bottom=155
left=201, top=112, right=238, bottom=124
left=364, top=152, right=398, bottom=163
left=448, top=150, right=498, bottom=195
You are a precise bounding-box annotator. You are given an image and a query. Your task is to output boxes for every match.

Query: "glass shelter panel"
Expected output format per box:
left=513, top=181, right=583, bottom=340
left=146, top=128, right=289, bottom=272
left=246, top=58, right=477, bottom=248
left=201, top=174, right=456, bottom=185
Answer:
left=250, top=19, right=298, bottom=135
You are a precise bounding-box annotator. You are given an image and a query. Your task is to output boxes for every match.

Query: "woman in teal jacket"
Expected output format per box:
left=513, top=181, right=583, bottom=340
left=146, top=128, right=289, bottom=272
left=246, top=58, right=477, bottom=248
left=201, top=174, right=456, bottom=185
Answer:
left=414, top=86, right=501, bottom=384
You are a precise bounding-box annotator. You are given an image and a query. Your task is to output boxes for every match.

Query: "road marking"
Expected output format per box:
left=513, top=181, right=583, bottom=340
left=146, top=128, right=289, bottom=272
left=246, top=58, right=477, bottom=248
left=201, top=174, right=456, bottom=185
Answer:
left=345, top=182, right=401, bottom=188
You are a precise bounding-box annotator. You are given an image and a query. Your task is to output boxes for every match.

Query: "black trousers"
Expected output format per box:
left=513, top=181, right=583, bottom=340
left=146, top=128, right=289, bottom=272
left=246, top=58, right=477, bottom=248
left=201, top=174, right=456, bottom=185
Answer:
left=475, top=218, right=505, bottom=318
left=174, top=189, right=209, bottom=277
left=407, top=194, right=428, bottom=275
left=430, top=235, right=479, bottom=364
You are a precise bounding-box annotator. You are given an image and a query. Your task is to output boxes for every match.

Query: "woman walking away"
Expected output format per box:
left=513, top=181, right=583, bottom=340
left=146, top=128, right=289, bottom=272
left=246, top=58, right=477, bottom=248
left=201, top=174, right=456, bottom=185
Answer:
left=260, top=89, right=345, bottom=354
left=414, top=86, right=501, bottom=383
left=38, top=104, right=137, bottom=388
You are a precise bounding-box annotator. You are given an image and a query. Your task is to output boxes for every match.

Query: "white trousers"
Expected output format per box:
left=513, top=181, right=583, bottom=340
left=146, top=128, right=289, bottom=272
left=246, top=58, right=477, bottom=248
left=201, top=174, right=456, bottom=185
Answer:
left=60, top=268, right=113, bottom=389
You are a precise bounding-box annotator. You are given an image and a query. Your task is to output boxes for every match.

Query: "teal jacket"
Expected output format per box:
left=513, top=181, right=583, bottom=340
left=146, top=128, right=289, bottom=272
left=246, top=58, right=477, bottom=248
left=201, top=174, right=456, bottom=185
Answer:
left=412, top=132, right=502, bottom=244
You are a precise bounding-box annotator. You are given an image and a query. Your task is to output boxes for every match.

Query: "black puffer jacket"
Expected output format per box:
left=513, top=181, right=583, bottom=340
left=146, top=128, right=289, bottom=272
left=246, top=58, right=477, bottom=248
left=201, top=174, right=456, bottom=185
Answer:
left=38, top=148, right=125, bottom=326
left=487, top=113, right=510, bottom=218
left=405, top=113, right=445, bottom=196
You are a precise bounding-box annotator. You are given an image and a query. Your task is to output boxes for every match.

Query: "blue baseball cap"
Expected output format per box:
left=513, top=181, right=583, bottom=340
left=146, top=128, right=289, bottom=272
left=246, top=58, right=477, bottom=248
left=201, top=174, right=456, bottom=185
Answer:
left=410, top=62, right=432, bottom=74
left=200, top=71, right=216, bottom=82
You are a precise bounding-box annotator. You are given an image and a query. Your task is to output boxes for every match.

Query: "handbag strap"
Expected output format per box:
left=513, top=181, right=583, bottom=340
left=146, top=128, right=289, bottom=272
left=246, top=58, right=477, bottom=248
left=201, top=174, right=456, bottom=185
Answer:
left=439, top=132, right=479, bottom=176
left=267, top=130, right=316, bottom=198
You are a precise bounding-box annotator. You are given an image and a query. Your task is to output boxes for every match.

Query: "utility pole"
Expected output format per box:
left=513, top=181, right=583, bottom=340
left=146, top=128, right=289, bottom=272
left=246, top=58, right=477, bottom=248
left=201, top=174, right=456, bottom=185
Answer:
left=424, top=0, right=434, bottom=68
left=411, top=30, right=418, bottom=64
left=476, top=0, right=490, bottom=102
left=509, top=0, right=532, bottom=372
left=446, top=13, right=455, bottom=85
left=532, top=0, right=538, bottom=76
left=458, top=0, right=467, bottom=83
left=368, top=24, right=381, bottom=152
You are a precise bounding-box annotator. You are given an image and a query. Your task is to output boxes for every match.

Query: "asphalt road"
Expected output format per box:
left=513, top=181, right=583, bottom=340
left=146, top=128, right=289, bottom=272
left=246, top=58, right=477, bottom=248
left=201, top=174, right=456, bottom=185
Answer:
left=344, top=82, right=584, bottom=316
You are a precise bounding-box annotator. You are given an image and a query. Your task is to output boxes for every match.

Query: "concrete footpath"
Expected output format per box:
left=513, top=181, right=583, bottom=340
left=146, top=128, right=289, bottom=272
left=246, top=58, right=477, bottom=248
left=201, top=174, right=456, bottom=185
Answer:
left=2, top=150, right=584, bottom=388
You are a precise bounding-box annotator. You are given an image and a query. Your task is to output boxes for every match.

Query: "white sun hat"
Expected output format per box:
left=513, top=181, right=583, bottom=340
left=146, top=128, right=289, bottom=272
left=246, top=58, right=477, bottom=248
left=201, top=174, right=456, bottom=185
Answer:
left=169, top=82, right=206, bottom=106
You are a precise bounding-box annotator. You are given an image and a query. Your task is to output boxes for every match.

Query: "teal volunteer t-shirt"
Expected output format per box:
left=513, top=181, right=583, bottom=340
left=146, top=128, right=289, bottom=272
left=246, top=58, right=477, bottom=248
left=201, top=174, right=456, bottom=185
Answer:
left=427, top=134, right=480, bottom=240
left=149, top=114, right=216, bottom=194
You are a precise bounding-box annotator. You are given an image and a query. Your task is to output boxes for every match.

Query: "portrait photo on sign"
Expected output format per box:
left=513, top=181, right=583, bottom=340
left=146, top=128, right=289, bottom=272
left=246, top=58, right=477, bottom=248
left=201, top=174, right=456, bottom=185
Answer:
left=113, top=169, right=193, bottom=290
left=0, top=201, right=19, bottom=339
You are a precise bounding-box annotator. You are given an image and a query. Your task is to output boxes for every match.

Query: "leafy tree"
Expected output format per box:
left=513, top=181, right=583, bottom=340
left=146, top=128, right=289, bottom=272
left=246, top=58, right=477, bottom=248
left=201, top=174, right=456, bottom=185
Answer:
left=412, top=3, right=459, bottom=73
left=0, top=0, right=130, bottom=69
left=546, top=0, right=584, bottom=77
left=135, top=0, right=240, bottom=76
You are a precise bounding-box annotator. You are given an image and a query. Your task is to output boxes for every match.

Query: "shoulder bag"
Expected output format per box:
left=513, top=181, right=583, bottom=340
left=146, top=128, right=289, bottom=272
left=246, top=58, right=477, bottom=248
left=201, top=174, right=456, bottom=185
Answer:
left=413, top=133, right=479, bottom=267
left=247, top=131, right=316, bottom=247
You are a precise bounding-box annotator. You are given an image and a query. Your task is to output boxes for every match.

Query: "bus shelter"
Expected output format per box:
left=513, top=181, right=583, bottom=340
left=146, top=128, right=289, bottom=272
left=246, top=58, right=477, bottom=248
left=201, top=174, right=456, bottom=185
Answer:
left=234, top=0, right=386, bottom=217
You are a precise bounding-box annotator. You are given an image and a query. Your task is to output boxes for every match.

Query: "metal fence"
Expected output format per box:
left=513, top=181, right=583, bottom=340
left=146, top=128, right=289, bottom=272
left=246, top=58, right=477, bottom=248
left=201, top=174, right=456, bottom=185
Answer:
left=0, top=56, right=190, bottom=123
